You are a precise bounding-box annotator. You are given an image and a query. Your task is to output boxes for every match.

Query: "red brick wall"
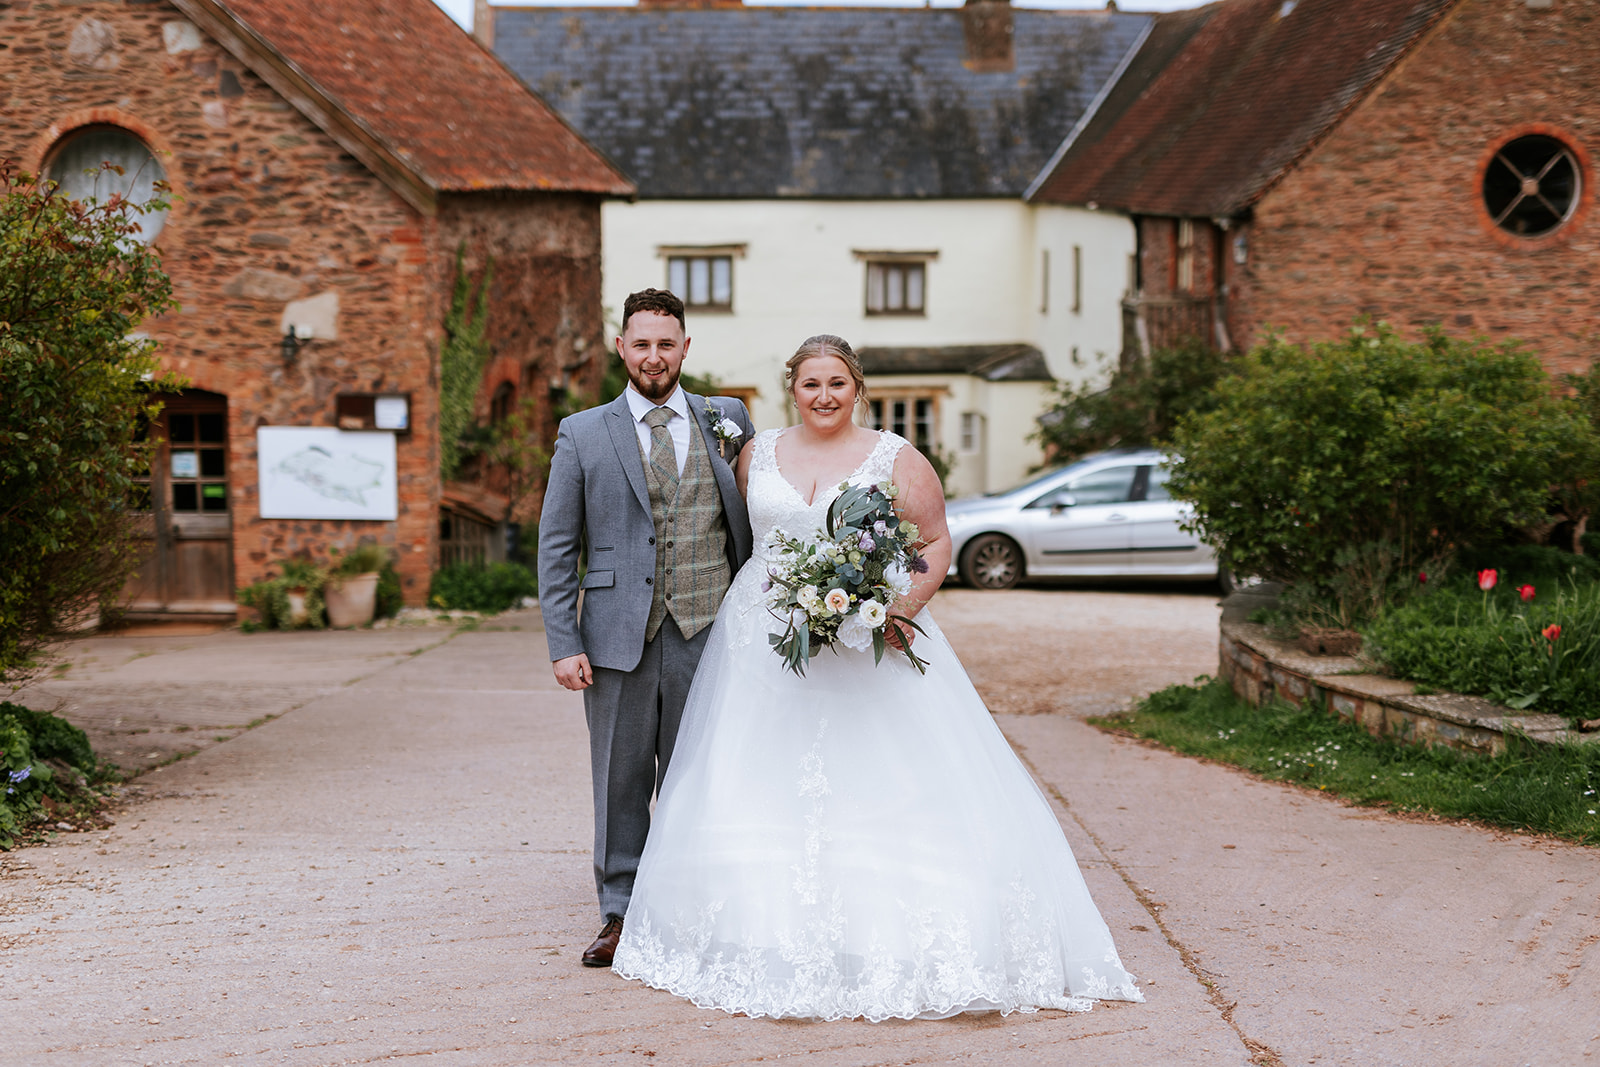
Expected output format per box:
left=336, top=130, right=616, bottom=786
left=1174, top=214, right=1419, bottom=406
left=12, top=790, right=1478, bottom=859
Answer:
left=436, top=193, right=606, bottom=521
left=1233, top=0, right=1599, bottom=374
left=1, top=0, right=607, bottom=604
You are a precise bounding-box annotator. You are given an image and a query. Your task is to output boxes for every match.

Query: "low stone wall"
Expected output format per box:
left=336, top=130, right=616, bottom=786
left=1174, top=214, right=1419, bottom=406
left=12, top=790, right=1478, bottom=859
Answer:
left=1218, top=618, right=1580, bottom=755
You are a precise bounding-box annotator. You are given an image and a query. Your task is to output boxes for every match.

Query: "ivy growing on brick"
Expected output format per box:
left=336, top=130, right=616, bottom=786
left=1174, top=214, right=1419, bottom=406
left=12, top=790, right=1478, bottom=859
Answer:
left=438, top=244, right=494, bottom=482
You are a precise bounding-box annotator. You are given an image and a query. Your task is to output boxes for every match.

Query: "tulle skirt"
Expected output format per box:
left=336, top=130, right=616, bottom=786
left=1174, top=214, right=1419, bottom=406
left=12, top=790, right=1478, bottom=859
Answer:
left=612, top=566, right=1143, bottom=1021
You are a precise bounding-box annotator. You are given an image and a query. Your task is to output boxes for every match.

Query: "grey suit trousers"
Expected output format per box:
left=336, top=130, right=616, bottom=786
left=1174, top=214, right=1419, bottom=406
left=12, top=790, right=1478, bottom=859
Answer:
left=585, top=618, right=710, bottom=920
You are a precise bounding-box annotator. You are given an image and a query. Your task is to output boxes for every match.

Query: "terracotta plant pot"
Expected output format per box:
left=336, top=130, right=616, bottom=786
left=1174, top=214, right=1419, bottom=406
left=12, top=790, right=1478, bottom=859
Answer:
left=325, top=572, right=379, bottom=628
left=285, top=586, right=311, bottom=627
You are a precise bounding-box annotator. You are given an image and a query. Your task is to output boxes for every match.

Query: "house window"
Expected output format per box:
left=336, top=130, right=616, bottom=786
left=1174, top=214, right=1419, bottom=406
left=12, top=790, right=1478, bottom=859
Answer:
left=45, top=126, right=169, bottom=243
left=959, top=411, right=985, bottom=454
left=865, top=261, right=927, bottom=316
left=489, top=382, right=515, bottom=426
left=1483, top=133, right=1582, bottom=237
left=667, top=254, right=733, bottom=310
left=1176, top=219, right=1195, bottom=292
left=867, top=396, right=937, bottom=451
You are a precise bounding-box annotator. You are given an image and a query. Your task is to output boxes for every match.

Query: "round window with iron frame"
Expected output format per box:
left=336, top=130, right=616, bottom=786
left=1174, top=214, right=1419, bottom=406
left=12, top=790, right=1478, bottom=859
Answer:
left=1482, top=134, right=1582, bottom=238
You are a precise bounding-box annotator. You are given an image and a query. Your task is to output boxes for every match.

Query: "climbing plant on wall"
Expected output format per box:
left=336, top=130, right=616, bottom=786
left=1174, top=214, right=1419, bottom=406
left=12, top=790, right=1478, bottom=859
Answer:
left=438, top=244, right=493, bottom=482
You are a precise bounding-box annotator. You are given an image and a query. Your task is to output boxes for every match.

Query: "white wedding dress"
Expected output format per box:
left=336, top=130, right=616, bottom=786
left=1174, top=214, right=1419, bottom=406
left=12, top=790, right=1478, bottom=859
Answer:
left=612, top=429, right=1142, bottom=1020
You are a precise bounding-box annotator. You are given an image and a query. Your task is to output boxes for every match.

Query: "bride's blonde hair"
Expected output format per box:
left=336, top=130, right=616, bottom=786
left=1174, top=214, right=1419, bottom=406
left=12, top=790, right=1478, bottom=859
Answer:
left=785, top=334, right=869, bottom=406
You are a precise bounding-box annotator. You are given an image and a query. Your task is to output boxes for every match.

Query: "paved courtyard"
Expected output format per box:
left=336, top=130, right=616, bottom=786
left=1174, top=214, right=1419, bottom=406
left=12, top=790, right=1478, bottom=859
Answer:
left=3, top=588, right=1597, bottom=1066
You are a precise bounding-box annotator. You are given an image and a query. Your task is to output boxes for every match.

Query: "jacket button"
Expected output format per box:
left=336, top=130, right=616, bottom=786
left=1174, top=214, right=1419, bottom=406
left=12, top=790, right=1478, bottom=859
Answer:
left=649, top=536, right=656, bottom=545
left=645, top=578, right=653, bottom=585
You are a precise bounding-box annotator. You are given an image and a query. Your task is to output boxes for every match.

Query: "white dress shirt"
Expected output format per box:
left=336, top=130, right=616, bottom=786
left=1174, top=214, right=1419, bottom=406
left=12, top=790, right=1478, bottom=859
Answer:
left=624, top=384, right=691, bottom=477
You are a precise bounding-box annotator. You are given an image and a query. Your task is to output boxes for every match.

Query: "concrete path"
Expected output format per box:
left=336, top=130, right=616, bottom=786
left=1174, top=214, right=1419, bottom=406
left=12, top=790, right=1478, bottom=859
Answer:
left=3, top=590, right=1597, bottom=1066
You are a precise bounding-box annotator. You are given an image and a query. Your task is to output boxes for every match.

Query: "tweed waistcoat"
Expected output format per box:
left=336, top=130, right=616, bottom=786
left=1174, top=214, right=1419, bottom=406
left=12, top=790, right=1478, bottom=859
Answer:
left=643, top=414, right=731, bottom=641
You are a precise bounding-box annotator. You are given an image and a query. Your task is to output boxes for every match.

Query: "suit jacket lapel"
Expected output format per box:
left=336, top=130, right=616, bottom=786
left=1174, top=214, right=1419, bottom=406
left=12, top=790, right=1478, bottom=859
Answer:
left=686, top=391, right=743, bottom=515
left=605, top=394, right=652, bottom=516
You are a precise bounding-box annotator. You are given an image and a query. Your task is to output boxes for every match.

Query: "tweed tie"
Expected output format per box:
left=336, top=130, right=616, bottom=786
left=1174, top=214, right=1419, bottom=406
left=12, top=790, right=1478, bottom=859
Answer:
left=644, top=406, right=679, bottom=495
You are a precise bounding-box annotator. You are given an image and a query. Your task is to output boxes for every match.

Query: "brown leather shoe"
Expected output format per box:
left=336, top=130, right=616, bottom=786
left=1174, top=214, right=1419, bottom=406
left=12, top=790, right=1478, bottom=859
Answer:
left=582, top=916, right=624, bottom=968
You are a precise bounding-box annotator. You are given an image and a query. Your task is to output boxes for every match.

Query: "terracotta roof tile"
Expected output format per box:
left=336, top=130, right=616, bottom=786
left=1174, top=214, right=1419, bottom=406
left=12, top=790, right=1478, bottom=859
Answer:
left=204, top=0, right=632, bottom=198
left=1030, top=0, right=1458, bottom=216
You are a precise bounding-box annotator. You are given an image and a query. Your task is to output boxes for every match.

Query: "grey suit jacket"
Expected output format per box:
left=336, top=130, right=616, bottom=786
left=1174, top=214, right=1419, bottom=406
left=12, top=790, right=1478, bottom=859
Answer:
left=537, top=391, right=755, bottom=672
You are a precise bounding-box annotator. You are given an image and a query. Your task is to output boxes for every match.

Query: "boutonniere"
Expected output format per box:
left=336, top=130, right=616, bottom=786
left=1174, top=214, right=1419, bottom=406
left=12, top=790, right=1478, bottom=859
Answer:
left=704, top=399, right=743, bottom=461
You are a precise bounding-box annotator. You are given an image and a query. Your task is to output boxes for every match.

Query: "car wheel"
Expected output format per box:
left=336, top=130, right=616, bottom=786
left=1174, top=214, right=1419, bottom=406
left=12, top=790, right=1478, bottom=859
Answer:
left=960, top=534, right=1023, bottom=590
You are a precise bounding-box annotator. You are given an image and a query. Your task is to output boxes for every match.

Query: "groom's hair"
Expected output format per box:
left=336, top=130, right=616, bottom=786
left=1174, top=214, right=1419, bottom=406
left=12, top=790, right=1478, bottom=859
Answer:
left=622, top=288, right=686, bottom=332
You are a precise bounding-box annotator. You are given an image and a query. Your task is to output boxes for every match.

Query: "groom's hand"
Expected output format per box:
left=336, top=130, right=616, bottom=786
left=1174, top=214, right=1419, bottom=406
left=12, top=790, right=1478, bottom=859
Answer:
left=553, top=653, right=594, bottom=691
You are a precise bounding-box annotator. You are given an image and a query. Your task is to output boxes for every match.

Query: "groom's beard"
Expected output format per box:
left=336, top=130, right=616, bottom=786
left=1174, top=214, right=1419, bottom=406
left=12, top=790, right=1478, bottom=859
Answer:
left=629, top=364, right=681, bottom=401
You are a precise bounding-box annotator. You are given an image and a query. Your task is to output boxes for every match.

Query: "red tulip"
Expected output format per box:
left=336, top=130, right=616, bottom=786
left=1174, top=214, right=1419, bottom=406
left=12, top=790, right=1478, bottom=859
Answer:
left=1478, top=569, right=1498, bottom=591
left=1418, top=572, right=1428, bottom=584
left=1518, top=584, right=1536, bottom=602
left=1543, top=624, right=1561, bottom=642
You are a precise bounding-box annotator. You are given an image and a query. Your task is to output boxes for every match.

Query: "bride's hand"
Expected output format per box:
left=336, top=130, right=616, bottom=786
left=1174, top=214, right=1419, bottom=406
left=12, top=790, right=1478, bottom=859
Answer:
left=885, top=618, right=915, bottom=651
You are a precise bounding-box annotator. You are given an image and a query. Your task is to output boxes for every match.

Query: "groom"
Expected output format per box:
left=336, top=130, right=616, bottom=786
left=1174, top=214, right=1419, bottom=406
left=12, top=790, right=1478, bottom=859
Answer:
left=537, top=288, right=754, bottom=968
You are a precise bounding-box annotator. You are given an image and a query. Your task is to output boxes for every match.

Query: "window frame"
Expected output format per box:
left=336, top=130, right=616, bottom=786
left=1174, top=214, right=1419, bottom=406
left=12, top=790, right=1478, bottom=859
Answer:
left=854, top=249, right=938, bottom=318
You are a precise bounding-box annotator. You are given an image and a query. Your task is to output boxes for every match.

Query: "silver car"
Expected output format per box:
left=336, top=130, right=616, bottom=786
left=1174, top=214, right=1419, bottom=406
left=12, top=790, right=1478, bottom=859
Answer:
left=943, top=448, right=1222, bottom=590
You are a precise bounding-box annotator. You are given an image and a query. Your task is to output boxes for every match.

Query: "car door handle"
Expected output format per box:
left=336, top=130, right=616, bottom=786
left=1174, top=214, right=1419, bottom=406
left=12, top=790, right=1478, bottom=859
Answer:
left=1107, top=513, right=1127, bottom=521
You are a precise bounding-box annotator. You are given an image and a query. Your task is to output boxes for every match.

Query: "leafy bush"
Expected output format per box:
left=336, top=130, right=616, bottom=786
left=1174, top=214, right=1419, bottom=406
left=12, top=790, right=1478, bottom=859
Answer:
left=1365, top=561, right=1600, bottom=718
left=429, top=561, right=536, bottom=613
left=0, top=160, right=180, bottom=683
left=1035, top=338, right=1231, bottom=462
left=1169, top=323, right=1591, bottom=628
left=238, top=558, right=327, bottom=630
left=0, top=702, right=106, bottom=849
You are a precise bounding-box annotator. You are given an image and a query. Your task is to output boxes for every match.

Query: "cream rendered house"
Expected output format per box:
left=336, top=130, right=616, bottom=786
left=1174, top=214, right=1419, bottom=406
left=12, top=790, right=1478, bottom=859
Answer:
left=489, top=0, right=1149, bottom=495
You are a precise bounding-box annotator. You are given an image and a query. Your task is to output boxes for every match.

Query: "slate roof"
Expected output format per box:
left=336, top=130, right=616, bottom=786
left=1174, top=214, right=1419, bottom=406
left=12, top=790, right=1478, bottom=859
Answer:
left=857, top=344, right=1053, bottom=382
left=173, top=0, right=632, bottom=211
left=1029, top=0, right=1459, bottom=217
left=494, top=5, right=1151, bottom=199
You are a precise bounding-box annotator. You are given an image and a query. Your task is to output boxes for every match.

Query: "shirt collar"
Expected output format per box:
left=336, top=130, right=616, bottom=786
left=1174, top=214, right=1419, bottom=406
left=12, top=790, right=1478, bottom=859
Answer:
left=625, top=384, right=689, bottom=423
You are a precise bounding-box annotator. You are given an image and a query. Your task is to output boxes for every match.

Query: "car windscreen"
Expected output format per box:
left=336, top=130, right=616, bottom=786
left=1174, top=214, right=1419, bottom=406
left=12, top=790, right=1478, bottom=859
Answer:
left=984, top=462, right=1082, bottom=497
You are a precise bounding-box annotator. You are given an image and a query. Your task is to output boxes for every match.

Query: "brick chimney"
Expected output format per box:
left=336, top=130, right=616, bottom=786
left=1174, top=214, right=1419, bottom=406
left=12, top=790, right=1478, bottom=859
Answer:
left=963, top=0, right=1014, bottom=73
left=472, top=0, right=494, bottom=49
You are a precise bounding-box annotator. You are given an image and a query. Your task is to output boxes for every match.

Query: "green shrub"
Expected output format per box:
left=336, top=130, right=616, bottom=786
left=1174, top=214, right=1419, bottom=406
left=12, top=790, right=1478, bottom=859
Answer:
left=0, top=701, right=105, bottom=849
left=429, top=561, right=536, bottom=613
left=238, top=559, right=327, bottom=630
left=0, top=161, right=181, bottom=683
left=1169, top=323, right=1592, bottom=628
left=374, top=560, right=403, bottom=620
left=1035, top=337, right=1231, bottom=462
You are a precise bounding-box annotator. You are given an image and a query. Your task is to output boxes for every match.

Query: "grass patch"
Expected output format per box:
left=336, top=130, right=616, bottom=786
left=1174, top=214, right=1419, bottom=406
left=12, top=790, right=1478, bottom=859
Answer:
left=1093, top=679, right=1600, bottom=845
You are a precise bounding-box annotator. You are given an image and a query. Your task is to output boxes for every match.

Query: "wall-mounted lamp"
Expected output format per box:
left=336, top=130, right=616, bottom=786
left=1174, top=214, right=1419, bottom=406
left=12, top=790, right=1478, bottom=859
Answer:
left=280, top=323, right=313, bottom=364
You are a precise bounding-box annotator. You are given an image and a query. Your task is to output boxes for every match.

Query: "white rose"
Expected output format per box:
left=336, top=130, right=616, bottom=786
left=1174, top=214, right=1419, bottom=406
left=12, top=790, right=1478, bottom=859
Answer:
left=835, top=612, right=874, bottom=652
left=824, top=588, right=850, bottom=615
left=796, top=585, right=822, bottom=614
left=884, top=561, right=912, bottom=598
left=858, top=599, right=887, bottom=628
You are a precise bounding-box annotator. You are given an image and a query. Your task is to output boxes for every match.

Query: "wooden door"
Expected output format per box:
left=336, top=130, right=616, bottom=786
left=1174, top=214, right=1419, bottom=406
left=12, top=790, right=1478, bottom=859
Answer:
left=124, top=391, right=236, bottom=617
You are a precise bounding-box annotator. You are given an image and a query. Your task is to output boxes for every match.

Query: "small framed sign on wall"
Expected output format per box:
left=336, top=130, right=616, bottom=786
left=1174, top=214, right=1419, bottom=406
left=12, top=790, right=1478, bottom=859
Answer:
left=257, top=427, right=398, bottom=521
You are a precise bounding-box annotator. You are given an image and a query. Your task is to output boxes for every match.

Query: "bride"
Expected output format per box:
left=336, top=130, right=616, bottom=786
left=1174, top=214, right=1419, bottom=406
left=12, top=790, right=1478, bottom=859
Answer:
left=612, top=334, right=1143, bottom=1020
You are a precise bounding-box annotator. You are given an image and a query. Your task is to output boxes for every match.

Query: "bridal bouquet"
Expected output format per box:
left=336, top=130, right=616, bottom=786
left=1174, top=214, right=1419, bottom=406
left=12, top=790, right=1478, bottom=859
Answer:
left=763, top=481, right=930, bottom=676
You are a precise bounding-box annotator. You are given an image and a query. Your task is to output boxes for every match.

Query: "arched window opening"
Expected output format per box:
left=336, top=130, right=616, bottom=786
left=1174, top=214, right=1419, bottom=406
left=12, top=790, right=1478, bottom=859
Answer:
left=45, top=127, right=170, bottom=243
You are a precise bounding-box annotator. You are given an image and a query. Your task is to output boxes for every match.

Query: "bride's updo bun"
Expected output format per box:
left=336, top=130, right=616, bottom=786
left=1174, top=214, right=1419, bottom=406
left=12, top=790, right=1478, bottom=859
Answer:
left=785, top=334, right=868, bottom=405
